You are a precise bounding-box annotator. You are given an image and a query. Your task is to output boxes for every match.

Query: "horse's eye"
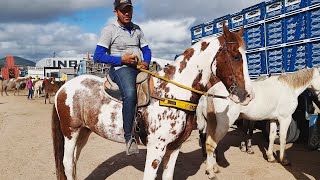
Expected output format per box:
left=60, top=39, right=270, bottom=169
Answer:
left=234, top=55, right=242, bottom=61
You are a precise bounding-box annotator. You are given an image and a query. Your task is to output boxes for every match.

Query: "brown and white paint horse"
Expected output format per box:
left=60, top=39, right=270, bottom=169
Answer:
left=0, top=77, right=27, bottom=96
left=52, top=24, right=254, bottom=180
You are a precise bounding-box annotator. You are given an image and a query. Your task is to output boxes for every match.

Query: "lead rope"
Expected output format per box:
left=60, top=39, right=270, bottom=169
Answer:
left=137, top=67, right=228, bottom=98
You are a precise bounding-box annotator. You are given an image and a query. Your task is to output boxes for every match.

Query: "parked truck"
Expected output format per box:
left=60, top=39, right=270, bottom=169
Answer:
left=191, top=0, right=320, bottom=149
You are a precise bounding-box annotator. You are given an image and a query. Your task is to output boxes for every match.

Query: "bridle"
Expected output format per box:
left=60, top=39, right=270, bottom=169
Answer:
left=210, top=39, right=242, bottom=96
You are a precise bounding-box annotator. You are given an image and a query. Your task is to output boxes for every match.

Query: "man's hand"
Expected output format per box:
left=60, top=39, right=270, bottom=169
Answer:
left=137, top=62, right=149, bottom=70
left=121, top=52, right=138, bottom=65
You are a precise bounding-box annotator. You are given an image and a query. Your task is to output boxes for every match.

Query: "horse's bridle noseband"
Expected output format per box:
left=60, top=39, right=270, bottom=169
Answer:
left=210, top=40, right=242, bottom=95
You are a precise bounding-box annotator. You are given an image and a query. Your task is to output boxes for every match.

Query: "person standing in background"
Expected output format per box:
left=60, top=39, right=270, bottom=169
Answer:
left=26, top=76, right=34, bottom=99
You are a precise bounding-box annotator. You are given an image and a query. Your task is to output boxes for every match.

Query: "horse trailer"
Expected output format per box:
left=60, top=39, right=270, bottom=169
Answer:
left=191, top=0, right=320, bottom=149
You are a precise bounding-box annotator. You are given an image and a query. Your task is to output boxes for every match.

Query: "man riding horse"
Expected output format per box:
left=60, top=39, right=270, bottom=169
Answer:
left=93, top=0, right=151, bottom=155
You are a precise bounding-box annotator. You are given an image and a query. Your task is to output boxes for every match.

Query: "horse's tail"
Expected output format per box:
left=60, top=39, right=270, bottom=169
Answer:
left=51, top=105, right=67, bottom=180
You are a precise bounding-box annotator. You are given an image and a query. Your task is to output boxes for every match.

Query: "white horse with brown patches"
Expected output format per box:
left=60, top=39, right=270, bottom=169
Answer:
left=0, top=77, right=27, bottom=96
left=51, top=24, right=254, bottom=180
left=197, top=68, right=320, bottom=179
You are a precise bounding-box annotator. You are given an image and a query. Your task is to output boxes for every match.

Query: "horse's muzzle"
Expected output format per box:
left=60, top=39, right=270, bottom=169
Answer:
left=229, top=87, right=254, bottom=106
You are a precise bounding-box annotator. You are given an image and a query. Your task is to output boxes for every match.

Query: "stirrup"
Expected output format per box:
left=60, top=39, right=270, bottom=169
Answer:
left=126, top=138, right=139, bottom=156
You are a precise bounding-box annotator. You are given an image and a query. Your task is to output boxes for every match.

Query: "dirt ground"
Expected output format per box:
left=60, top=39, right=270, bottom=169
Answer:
left=0, top=90, right=319, bottom=180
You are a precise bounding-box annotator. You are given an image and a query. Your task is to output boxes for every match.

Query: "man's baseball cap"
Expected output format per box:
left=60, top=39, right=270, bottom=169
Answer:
left=114, top=0, right=133, bottom=10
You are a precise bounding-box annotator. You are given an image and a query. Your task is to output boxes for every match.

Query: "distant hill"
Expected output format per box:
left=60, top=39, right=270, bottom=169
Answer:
left=0, top=56, right=36, bottom=68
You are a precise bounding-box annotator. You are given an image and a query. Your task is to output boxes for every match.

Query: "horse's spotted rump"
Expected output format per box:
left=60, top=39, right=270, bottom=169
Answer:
left=201, top=41, right=210, bottom=51
left=179, top=48, right=195, bottom=73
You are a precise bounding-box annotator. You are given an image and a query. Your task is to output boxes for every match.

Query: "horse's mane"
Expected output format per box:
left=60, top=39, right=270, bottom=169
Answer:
left=278, top=68, right=314, bottom=89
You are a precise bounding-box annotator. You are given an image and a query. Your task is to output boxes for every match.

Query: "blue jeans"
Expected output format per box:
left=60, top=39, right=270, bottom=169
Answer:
left=28, top=88, right=33, bottom=99
left=109, top=67, right=139, bottom=143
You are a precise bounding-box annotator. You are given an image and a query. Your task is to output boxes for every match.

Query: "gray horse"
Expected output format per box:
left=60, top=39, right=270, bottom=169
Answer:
left=0, top=77, right=27, bottom=96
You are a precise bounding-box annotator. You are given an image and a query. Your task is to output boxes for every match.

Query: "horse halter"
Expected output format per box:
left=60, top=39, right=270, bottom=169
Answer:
left=210, top=39, right=242, bottom=95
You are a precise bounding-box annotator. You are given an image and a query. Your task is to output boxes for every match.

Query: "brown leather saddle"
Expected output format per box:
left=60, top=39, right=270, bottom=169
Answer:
left=104, top=72, right=152, bottom=107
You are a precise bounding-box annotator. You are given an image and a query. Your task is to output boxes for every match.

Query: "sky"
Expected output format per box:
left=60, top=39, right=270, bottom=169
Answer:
left=0, top=0, right=264, bottom=62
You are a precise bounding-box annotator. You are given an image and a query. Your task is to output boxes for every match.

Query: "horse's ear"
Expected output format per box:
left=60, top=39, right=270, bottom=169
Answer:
left=222, top=21, right=232, bottom=38
left=237, top=26, right=244, bottom=37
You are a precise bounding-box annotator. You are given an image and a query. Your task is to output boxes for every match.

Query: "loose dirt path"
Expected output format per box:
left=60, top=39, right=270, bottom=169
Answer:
left=0, top=91, right=319, bottom=180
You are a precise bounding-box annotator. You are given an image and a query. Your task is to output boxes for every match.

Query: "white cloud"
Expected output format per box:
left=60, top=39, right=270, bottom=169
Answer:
left=138, top=18, right=196, bottom=59
left=0, top=23, right=98, bottom=61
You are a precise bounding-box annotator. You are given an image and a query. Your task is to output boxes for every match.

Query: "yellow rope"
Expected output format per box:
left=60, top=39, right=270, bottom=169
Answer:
left=137, top=67, right=209, bottom=96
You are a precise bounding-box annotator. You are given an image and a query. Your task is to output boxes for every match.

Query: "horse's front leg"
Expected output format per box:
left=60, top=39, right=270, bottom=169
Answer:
left=162, top=148, right=180, bottom=180
left=143, top=142, right=167, bottom=180
left=45, top=93, right=47, bottom=104
left=278, top=117, right=291, bottom=166
left=246, top=121, right=255, bottom=154
left=205, top=134, right=220, bottom=180
left=267, top=121, right=277, bottom=163
left=5, top=87, right=9, bottom=96
left=49, top=94, right=52, bottom=104
left=239, top=119, right=248, bottom=152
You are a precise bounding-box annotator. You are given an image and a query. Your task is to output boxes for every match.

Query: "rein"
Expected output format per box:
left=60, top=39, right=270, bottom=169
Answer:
left=138, top=67, right=227, bottom=99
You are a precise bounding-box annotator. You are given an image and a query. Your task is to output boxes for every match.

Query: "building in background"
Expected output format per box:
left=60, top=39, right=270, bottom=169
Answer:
left=27, top=56, right=83, bottom=80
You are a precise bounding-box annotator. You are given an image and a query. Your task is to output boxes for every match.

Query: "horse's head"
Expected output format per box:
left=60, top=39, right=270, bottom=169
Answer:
left=211, top=23, right=254, bottom=105
left=308, top=68, right=320, bottom=101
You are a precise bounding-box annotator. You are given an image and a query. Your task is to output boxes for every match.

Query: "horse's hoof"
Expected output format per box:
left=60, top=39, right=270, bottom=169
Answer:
left=213, top=165, right=220, bottom=173
left=240, top=146, right=246, bottom=152
left=280, top=159, right=291, bottom=166
left=239, top=142, right=246, bottom=152
left=268, top=159, right=277, bottom=163
left=267, top=155, right=276, bottom=163
left=210, top=177, right=218, bottom=180
left=247, top=149, right=254, bottom=154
